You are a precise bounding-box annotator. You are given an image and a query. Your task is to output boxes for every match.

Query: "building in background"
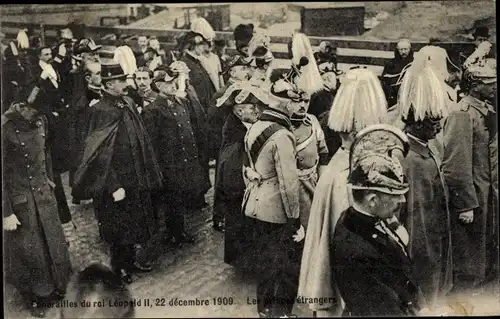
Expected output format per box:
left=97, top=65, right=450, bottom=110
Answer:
left=289, top=2, right=366, bottom=37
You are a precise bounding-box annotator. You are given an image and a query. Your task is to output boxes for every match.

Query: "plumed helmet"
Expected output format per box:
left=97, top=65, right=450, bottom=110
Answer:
left=398, top=48, right=450, bottom=122
left=411, top=45, right=459, bottom=84
left=190, top=17, right=215, bottom=42
left=328, top=68, right=388, bottom=133
left=349, top=124, right=410, bottom=195
left=290, top=32, right=323, bottom=95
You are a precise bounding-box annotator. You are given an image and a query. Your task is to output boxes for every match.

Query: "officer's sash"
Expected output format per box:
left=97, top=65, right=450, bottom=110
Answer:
left=245, top=123, right=284, bottom=169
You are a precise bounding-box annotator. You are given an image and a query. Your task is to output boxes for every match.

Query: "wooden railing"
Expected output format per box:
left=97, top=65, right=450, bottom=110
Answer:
left=2, top=21, right=494, bottom=73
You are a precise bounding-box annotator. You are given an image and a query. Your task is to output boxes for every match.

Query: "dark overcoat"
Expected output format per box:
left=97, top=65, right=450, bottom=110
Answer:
left=69, top=86, right=101, bottom=187
left=72, top=93, right=163, bottom=245
left=213, top=113, right=252, bottom=264
left=142, top=94, right=205, bottom=196
left=25, top=62, right=72, bottom=173
left=442, top=95, right=497, bottom=283
left=332, top=207, right=422, bottom=316
left=401, top=135, right=453, bottom=306
left=180, top=52, right=216, bottom=111
left=2, top=111, right=72, bottom=297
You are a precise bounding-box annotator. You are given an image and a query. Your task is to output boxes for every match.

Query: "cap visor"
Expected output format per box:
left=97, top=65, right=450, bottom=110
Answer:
left=102, top=74, right=128, bottom=81
left=481, top=77, right=497, bottom=84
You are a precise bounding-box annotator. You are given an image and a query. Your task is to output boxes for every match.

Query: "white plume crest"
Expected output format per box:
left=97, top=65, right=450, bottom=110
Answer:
left=398, top=47, right=450, bottom=121
left=291, top=32, right=323, bottom=95
left=328, top=68, right=388, bottom=133
left=17, top=29, right=29, bottom=49
left=113, top=45, right=137, bottom=75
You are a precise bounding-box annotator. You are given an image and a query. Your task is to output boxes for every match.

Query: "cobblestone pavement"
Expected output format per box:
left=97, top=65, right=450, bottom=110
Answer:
left=4, top=171, right=500, bottom=318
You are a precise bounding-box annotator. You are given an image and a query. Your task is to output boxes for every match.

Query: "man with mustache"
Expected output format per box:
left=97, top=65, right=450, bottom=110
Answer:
left=143, top=64, right=205, bottom=247
left=72, top=63, right=163, bottom=284
left=332, top=125, right=424, bottom=317
left=130, top=67, right=157, bottom=113
left=213, top=81, right=266, bottom=264
left=442, top=58, right=498, bottom=294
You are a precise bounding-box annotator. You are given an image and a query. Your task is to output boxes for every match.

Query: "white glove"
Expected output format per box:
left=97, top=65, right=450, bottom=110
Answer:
left=459, top=210, right=474, bottom=224
left=112, top=188, right=126, bottom=202
left=292, top=225, right=305, bottom=242
left=4, top=214, right=21, bottom=231
left=40, top=70, right=49, bottom=80
left=58, top=43, right=67, bottom=57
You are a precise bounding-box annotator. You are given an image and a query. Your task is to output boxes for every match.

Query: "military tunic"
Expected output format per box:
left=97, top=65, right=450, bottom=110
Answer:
left=292, top=114, right=329, bottom=230
left=2, top=111, right=72, bottom=298
left=442, top=95, right=497, bottom=284
left=143, top=94, right=206, bottom=240
left=332, top=207, right=422, bottom=316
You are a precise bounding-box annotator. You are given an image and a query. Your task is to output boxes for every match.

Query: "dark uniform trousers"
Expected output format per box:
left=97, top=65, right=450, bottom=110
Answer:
left=94, top=189, right=155, bottom=271
left=249, top=219, right=303, bottom=316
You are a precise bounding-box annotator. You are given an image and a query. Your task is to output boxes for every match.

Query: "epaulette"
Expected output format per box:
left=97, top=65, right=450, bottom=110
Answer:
left=89, top=99, right=100, bottom=107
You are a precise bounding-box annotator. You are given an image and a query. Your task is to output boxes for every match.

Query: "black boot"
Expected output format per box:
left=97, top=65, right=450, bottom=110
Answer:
left=133, top=244, right=153, bottom=272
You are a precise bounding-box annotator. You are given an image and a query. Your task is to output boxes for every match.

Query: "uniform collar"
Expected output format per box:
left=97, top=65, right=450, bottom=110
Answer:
left=406, top=133, right=431, bottom=158
left=156, top=93, right=178, bottom=107
left=3, top=110, right=42, bottom=130
left=462, top=95, right=496, bottom=116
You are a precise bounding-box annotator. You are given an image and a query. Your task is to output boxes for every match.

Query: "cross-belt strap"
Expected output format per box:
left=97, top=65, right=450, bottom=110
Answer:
left=245, top=123, right=284, bottom=170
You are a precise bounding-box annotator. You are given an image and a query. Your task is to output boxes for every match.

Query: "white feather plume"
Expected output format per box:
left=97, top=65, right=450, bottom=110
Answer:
left=16, top=29, right=29, bottom=49
left=398, top=47, right=449, bottom=121
left=191, top=17, right=215, bottom=41
left=291, top=32, right=323, bottom=95
left=328, top=68, right=388, bottom=133
left=113, top=45, right=137, bottom=76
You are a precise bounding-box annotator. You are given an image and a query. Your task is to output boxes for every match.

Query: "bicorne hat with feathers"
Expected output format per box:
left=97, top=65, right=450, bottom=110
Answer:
left=248, top=32, right=274, bottom=64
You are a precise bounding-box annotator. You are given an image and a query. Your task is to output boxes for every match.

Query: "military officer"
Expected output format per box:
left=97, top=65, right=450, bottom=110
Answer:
left=298, top=68, right=389, bottom=317
left=209, top=55, right=254, bottom=231
left=3, top=101, right=72, bottom=318
left=398, top=54, right=454, bottom=308
left=72, top=63, right=163, bottom=284
left=213, top=81, right=266, bottom=265
left=143, top=64, right=206, bottom=247
left=332, top=124, right=423, bottom=317
left=242, top=76, right=305, bottom=318
left=442, top=58, right=498, bottom=293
